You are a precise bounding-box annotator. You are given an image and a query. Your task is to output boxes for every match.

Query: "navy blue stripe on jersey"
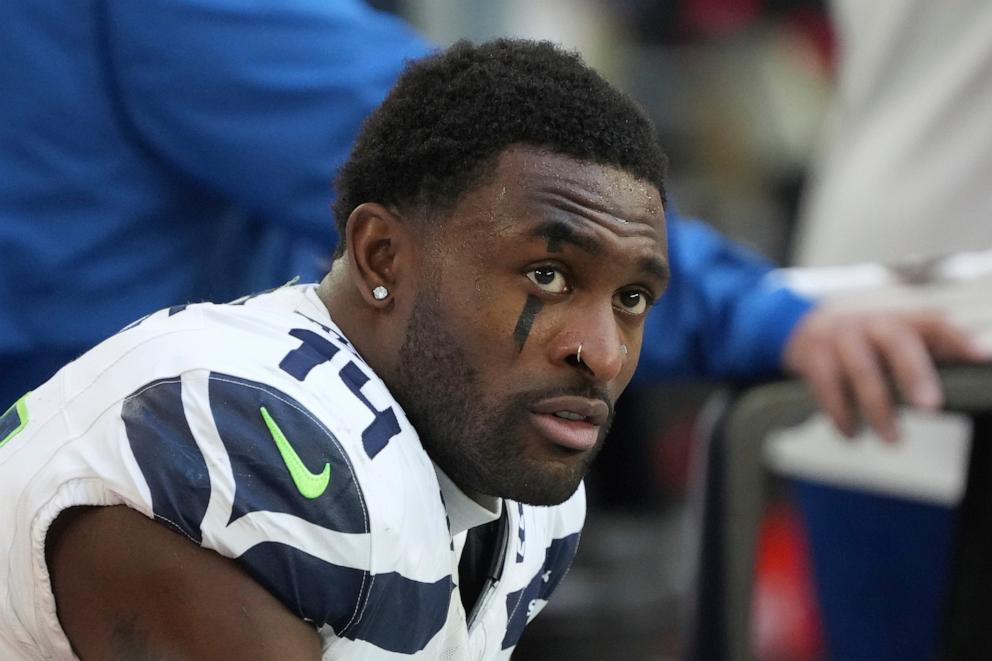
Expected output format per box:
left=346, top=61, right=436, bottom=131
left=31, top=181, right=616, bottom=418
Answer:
left=238, top=540, right=368, bottom=632
left=208, top=374, right=368, bottom=534
left=501, top=532, right=581, bottom=650
left=123, top=379, right=211, bottom=544
left=280, top=328, right=341, bottom=381
left=341, top=572, right=454, bottom=654
left=536, top=532, right=579, bottom=599
left=339, top=361, right=401, bottom=459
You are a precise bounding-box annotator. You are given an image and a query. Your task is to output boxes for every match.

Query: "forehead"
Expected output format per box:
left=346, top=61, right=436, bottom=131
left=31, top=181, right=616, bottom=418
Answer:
left=449, top=146, right=666, bottom=247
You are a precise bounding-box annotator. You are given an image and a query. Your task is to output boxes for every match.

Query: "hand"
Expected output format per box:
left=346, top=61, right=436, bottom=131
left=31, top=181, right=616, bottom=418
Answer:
left=782, top=306, right=989, bottom=442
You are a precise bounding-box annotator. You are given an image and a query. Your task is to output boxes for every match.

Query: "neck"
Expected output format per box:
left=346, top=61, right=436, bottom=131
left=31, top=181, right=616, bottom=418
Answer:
left=316, top=263, right=397, bottom=386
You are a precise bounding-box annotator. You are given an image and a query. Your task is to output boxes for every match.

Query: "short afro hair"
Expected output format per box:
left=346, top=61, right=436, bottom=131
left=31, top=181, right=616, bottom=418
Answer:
left=332, top=38, right=667, bottom=257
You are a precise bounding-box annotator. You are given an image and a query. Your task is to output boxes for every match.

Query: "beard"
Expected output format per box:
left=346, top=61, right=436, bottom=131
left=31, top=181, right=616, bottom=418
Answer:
left=391, top=289, right=612, bottom=506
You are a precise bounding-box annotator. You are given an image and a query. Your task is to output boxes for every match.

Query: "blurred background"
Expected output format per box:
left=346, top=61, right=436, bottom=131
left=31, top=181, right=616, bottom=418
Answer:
left=372, top=1, right=836, bottom=659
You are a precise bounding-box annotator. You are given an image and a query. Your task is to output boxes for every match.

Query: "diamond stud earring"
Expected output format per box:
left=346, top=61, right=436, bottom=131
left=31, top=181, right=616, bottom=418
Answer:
left=372, top=286, right=389, bottom=301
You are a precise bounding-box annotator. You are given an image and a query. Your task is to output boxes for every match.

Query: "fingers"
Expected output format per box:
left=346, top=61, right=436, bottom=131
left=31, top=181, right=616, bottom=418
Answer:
left=863, top=315, right=943, bottom=413
left=834, top=323, right=899, bottom=442
left=783, top=306, right=987, bottom=442
left=910, top=311, right=991, bottom=362
left=799, top=339, right=856, bottom=437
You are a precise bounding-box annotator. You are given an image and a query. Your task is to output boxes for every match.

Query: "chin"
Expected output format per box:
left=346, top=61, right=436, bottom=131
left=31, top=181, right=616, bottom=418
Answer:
left=440, top=449, right=585, bottom=506
left=491, top=457, right=588, bottom=506
left=509, top=483, right=582, bottom=507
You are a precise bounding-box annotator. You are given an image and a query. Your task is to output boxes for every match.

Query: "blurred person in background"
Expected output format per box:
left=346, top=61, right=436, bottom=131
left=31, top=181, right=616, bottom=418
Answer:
left=0, top=0, right=432, bottom=408
left=796, top=1, right=992, bottom=265
left=781, top=1, right=992, bottom=659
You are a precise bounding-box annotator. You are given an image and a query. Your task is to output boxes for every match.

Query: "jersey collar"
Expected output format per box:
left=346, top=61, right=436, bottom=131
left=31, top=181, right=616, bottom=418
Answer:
left=434, top=463, right=502, bottom=536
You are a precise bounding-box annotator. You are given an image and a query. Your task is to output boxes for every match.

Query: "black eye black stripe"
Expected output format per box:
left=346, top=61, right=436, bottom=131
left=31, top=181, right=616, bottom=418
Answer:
left=512, top=294, right=544, bottom=352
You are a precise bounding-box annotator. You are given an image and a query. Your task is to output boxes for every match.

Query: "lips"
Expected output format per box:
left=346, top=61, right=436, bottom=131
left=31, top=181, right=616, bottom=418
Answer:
left=527, top=395, right=610, bottom=451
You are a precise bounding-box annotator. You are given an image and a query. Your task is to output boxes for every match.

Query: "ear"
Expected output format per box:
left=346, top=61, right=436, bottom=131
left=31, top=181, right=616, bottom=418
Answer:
left=344, top=202, right=416, bottom=308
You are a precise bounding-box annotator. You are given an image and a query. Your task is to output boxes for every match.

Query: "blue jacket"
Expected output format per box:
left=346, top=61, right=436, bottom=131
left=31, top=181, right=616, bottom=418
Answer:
left=638, top=216, right=810, bottom=382
left=0, top=0, right=811, bottom=400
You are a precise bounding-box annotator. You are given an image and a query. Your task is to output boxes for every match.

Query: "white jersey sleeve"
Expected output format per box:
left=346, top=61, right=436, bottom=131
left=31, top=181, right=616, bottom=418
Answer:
left=0, top=285, right=584, bottom=660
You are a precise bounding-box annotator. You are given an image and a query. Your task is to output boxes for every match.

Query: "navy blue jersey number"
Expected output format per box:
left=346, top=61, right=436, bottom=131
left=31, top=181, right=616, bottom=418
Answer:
left=280, top=328, right=400, bottom=458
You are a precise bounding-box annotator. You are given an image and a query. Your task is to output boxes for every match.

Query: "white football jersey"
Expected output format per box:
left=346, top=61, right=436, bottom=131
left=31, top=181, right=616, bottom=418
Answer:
left=0, top=285, right=585, bottom=660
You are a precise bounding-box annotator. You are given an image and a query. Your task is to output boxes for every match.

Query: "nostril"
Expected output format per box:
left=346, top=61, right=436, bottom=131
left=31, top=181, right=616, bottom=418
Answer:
left=565, top=352, right=593, bottom=373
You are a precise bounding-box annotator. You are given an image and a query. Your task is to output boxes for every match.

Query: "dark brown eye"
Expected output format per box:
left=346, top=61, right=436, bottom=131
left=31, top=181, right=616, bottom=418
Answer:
left=527, top=268, right=568, bottom=294
left=613, top=289, right=648, bottom=315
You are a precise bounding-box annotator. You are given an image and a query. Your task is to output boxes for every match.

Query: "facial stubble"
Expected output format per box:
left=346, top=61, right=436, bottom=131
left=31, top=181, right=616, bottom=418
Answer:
left=393, top=289, right=608, bottom=506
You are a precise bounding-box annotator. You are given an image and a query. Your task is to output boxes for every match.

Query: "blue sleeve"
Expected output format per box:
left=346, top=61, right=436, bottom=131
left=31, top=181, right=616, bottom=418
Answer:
left=633, top=211, right=813, bottom=384
left=104, top=0, right=433, bottom=245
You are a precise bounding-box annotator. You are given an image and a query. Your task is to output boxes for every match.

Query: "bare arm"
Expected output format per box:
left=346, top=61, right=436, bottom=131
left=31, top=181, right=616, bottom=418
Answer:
left=47, top=506, right=322, bottom=661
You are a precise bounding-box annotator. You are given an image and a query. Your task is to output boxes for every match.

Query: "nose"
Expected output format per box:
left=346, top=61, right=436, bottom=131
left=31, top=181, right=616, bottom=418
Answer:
left=552, top=303, right=626, bottom=384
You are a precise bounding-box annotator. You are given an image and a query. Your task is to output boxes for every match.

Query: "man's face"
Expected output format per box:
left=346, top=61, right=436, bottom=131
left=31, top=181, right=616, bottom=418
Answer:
left=392, top=146, right=668, bottom=506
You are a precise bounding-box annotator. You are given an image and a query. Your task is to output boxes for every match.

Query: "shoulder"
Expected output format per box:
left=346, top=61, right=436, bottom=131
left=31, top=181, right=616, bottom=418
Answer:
left=116, top=349, right=376, bottom=633
left=2, top=286, right=445, bottom=647
left=89, top=287, right=431, bottom=630
left=117, top=291, right=436, bottom=626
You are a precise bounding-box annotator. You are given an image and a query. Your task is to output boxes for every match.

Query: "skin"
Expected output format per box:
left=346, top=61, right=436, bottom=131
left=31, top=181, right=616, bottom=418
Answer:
left=783, top=306, right=989, bottom=442
left=49, top=145, right=668, bottom=658
left=323, top=145, right=668, bottom=505
left=49, top=506, right=322, bottom=660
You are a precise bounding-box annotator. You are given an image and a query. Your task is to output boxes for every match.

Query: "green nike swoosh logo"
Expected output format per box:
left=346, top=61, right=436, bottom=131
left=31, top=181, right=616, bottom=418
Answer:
left=259, top=406, right=330, bottom=499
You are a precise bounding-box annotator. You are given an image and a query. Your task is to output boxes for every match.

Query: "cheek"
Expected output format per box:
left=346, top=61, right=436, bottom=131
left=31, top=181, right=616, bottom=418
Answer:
left=616, top=333, right=643, bottom=387
left=438, top=273, right=525, bottom=365
left=464, top=268, right=541, bottom=351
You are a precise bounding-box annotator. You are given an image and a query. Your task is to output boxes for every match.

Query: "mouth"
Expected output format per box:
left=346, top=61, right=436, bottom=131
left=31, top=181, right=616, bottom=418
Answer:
left=527, top=395, right=611, bottom=452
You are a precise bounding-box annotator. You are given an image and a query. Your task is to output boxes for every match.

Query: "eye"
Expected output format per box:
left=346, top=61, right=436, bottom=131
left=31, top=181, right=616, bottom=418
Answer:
left=526, top=267, right=569, bottom=295
left=613, top=289, right=650, bottom=316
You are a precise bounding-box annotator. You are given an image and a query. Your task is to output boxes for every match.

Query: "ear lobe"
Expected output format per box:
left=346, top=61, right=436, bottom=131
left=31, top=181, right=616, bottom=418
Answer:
left=345, top=202, right=410, bottom=307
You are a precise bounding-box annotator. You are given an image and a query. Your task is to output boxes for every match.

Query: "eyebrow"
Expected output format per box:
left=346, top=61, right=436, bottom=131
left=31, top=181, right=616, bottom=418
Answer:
left=530, top=219, right=669, bottom=286
left=641, top=256, right=671, bottom=289
left=529, top=219, right=601, bottom=255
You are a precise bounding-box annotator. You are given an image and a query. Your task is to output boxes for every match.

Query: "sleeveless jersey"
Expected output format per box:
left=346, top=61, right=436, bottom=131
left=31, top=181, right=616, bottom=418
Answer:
left=0, top=285, right=584, bottom=660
